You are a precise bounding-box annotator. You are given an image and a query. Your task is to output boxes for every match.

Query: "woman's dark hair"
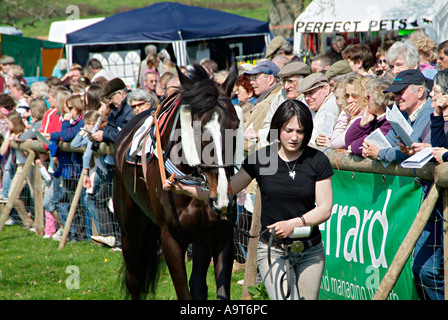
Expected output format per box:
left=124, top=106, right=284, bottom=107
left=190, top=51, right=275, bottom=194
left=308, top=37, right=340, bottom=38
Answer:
left=85, top=84, right=102, bottom=110
left=268, top=99, right=313, bottom=148
left=434, top=69, right=448, bottom=94
left=0, top=93, right=16, bottom=111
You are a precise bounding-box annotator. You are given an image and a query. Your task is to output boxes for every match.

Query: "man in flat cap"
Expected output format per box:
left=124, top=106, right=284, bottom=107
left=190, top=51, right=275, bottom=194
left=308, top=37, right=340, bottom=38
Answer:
left=90, top=78, right=134, bottom=145
left=297, top=72, right=340, bottom=146
left=362, top=69, right=433, bottom=163
left=243, top=60, right=282, bottom=154
left=265, top=36, right=294, bottom=61
left=258, top=61, right=311, bottom=146
left=0, top=55, right=15, bottom=94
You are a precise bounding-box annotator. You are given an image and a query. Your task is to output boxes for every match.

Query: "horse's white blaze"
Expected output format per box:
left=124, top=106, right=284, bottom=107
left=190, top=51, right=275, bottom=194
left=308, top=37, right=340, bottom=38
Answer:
left=204, top=112, right=229, bottom=210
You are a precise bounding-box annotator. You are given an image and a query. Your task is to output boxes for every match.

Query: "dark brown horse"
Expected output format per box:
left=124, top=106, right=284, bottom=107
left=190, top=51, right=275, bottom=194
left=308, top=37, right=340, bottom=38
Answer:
left=113, top=63, right=241, bottom=299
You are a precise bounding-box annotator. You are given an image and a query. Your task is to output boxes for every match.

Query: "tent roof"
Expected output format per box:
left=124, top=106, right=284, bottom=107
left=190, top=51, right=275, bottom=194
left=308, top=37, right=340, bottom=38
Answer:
left=294, top=0, right=448, bottom=38
left=48, top=18, right=105, bottom=43
left=66, top=2, right=270, bottom=45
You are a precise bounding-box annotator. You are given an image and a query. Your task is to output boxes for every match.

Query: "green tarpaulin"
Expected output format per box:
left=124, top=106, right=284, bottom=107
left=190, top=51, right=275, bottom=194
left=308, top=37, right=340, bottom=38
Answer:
left=0, top=33, right=63, bottom=77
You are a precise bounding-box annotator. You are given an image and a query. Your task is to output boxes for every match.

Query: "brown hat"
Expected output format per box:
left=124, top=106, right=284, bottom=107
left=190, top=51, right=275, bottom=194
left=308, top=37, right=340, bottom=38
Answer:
left=265, top=36, right=288, bottom=59
left=101, top=78, right=127, bottom=98
left=0, top=56, right=15, bottom=64
left=278, top=61, right=311, bottom=77
left=297, top=73, right=329, bottom=94
left=325, top=59, right=352, bottom=79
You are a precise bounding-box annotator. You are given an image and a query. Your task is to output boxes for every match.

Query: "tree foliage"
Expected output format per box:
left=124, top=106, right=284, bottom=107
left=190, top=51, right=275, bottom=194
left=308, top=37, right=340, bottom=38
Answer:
left=0, top=0, right=63, bottom=29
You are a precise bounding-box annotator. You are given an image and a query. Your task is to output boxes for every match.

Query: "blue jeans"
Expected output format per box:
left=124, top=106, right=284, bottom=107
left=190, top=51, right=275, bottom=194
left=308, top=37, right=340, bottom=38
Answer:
left=257, top=240, right=325, bottom=300
left=0, top=153, right=14, bottom=197
left=82, top=169, right=104, bottom=239
left=412, top=217, right=445, bottom=300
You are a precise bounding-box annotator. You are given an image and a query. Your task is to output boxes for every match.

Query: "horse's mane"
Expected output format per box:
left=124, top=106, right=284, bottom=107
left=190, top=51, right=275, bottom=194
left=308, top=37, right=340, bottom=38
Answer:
left=180, top=64, right=222, bottom=117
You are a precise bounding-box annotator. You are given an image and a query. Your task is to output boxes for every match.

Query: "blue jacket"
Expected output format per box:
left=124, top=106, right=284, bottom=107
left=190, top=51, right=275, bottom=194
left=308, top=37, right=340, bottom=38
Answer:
left=102, top=99, right=134, bottom=144
left=378, top=99, right=433, bottom=164
left=50, top=115, right=84, bottom=179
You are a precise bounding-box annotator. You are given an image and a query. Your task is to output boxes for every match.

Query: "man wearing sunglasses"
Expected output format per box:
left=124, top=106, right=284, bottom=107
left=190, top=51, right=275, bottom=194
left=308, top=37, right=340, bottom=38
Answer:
left=91, top=78, right=134, bottom=145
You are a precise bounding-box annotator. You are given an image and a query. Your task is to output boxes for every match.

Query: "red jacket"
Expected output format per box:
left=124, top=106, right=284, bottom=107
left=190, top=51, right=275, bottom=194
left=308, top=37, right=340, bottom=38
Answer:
left=40, top=107, right=62, bottom=134
left=39, top=107, right=62, bottom=150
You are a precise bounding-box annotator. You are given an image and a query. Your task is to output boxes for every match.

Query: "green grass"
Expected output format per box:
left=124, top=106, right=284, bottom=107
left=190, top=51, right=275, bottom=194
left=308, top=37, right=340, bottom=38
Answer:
left=16, top=0, right=269, bottom=38
left=0, top=225, right=245, bottom=300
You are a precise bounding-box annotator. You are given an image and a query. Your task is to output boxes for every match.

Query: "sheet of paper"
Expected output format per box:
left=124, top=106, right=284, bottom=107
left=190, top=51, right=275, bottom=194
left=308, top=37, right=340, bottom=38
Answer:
left=386, top=105, right=414, bottom=146
left=364, top=128, right=392, bottom=168
left=364, top=128, right=392, bottom=149
left=401, top=147, right=434, bottom=169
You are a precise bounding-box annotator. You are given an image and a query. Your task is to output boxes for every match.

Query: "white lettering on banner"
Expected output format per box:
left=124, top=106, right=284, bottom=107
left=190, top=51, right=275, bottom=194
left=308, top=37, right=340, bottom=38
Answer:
left=295, top=19, right=410, bottom=33
left=321, top=269, right=400, bottom=300
left=320, top=189, right=391, bottom=268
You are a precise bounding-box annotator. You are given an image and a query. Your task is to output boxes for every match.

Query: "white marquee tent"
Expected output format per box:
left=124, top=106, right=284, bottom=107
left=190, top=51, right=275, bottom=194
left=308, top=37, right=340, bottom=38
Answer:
left=294, top=0, right=448, bottom=53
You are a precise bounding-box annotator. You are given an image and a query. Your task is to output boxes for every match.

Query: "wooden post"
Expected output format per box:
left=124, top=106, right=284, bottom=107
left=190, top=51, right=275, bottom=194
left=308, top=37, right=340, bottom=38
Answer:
left=0, top=151, right=35, bottom=233
left=242, top=189, right=261, bottom=299
left=373, top=184, right=440, bottom=300
left=58, top=172, right=85, bottom=249
left=34, top=163, right=44, bottom=236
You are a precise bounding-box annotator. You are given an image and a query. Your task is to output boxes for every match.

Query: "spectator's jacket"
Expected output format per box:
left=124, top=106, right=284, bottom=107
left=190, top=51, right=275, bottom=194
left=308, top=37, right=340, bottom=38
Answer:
left=40, top=107, right=62, bottom=134
left=49, top=114, right=84, bottom=179
left=345, top=114, right=391, bottom=157
left=103, top=98, right=134, bottom=144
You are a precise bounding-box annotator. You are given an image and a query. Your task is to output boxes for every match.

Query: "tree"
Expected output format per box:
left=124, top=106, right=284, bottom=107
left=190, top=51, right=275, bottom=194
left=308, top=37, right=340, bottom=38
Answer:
left=0, top=0, right=62, bottom=30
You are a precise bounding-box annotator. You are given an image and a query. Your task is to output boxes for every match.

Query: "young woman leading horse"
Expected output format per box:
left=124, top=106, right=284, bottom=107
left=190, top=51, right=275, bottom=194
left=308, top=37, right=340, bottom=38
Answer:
left=113, top=63, right=241, bottom=300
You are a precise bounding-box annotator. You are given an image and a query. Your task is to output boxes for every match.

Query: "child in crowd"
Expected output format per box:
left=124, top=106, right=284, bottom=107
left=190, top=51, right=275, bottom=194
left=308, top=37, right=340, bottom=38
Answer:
left=45, top=94, right=85, bottom=241
left=71, top=110, right=105, bottom=240
left=0, top=111, right=34, bottom=227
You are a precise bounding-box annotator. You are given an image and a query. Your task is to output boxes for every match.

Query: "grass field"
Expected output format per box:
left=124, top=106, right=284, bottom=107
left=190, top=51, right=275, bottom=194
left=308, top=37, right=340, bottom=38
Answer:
left=0, top=225, right=245, bottom=300
left=19, top=0, right=270, bottom=38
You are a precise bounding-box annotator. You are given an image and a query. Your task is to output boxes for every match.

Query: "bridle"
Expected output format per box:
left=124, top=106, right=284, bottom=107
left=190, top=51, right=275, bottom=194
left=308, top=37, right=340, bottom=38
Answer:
left=153, top=95, right=238, bottom=188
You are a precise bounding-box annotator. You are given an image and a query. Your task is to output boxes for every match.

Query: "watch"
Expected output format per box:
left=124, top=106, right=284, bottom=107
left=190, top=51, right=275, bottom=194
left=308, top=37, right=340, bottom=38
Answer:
left=376, top=154, right=381, bottom=161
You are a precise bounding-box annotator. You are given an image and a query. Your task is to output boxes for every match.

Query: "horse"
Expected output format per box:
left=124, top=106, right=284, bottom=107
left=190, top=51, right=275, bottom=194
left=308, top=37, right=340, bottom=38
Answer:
left=113, top=63, right=242, bottom=300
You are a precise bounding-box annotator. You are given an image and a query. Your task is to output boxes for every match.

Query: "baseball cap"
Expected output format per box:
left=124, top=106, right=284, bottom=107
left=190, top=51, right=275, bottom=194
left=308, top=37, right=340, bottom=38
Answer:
left=244, top=60, right=280, bottom=78
left=383, top=69, right=427, bottom=93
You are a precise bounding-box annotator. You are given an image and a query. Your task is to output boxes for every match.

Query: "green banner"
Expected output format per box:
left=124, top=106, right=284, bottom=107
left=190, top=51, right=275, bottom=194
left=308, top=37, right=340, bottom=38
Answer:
left=319, top=170, right=424, bottom=300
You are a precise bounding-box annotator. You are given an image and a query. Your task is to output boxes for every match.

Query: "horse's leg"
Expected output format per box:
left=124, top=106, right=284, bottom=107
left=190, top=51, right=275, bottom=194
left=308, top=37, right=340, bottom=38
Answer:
left=210, top=224, right=234, bottom=300
left=160, top=225, right=192, bottom=300
left=189, top=240, right=212, bottom=300
left=114, top=175, right=160, bottom=300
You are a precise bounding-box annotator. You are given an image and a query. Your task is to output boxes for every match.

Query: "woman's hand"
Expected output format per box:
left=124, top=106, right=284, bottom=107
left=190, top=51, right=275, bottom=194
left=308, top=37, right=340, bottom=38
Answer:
left=359, top=108, right=375, bottom=127
left=267, top=220, right=295, bottom=239
left=432, top=147, right=448, bottom=164
left=345, top=101, right=361, bottom=118
left=433, top=94, right=448, bottom=116
left=162, top=178, right=185, bottom=194
left=361, top=140, right=380, bottom=159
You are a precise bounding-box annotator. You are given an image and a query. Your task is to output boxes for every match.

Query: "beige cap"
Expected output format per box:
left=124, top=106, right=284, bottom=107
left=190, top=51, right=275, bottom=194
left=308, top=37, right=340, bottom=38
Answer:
left=265, top=36, right=288, bottom=59
left=278, top=61, right=311, bottom=77
left=325, top=59, right=352, bottom=79
left=296, top=73, right=329, bottom=94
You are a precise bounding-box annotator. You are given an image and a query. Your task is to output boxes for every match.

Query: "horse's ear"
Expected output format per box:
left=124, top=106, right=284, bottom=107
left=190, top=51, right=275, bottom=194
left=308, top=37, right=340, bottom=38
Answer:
left=176, top=65, right=194, bottom=91
left=221, top=62, right=238, bottom=97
